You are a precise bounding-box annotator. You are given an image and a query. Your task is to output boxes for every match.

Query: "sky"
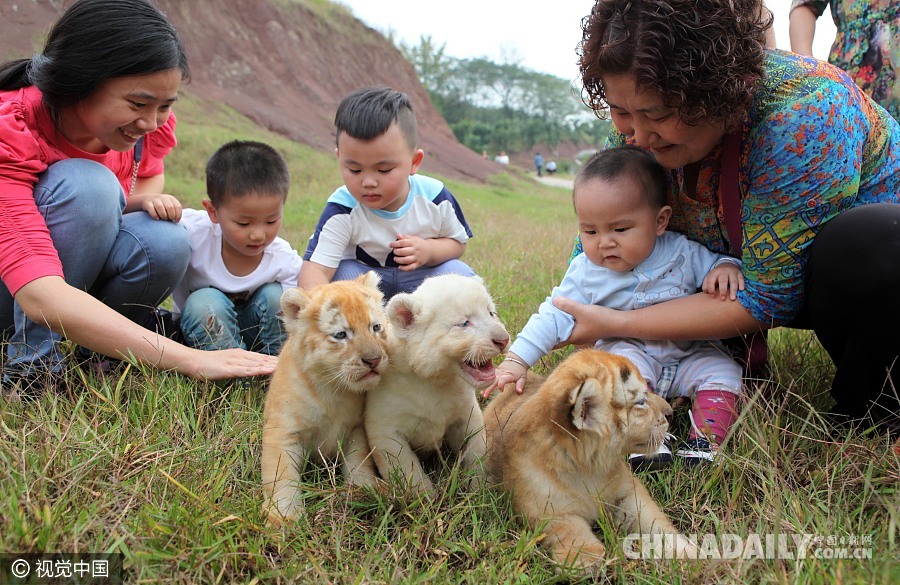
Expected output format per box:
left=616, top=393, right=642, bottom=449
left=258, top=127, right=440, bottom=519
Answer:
left=337, top=1, right=837, bottom=83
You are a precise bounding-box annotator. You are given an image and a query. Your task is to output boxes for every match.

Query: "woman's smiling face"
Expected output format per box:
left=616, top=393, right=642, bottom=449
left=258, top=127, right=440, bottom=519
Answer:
left=603, top=73, right=726, bottom=169
left=64, top=68, right=181, bottom=154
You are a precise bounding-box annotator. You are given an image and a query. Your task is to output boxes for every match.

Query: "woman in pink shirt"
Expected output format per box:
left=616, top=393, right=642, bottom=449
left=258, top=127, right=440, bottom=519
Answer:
left=0, top=0, right=276, bottom=395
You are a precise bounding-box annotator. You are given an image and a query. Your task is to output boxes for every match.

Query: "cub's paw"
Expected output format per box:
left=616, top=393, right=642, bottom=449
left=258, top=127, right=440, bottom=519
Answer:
left=263, top=503, right=300, bottom=528
left=346, top=465, right=379, bottom=488
left=556, top=541, right=606, bottom=575
left=459, top=465, right=485, bottom=492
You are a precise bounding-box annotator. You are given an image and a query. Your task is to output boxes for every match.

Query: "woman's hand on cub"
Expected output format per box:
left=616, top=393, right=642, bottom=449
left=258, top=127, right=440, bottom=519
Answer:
left=481, top=355, right=528, bottom=399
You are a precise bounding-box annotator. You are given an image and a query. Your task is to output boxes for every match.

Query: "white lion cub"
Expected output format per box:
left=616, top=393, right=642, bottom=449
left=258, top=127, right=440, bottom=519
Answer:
left=365, top=274, right=510, bottom=494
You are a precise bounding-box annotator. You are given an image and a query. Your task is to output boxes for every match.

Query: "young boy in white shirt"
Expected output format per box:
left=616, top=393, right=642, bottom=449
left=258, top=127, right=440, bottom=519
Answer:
left=299, top=87, right=475, bottom=298
left=173, top=140, right=302, bottom=356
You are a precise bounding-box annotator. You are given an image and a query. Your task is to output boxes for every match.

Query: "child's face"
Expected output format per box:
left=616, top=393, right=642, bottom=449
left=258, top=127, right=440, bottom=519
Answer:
left=574, top=176, right=671, bottom=272
left=203, top=193, right=284, bottom=260
left=336, top=122, right=424, bottom=213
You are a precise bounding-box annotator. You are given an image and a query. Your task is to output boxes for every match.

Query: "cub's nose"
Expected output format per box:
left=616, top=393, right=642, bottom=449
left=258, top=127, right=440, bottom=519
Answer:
left=361, top=356, right=382, bottom=369
left=648, top=393, right=673, bottom=418
left=493, top=334, right=510, bottom=352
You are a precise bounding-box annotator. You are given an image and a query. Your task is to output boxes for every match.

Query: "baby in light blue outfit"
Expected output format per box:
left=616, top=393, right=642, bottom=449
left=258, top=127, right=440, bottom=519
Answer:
left=484, top=146, right=744, bottom=467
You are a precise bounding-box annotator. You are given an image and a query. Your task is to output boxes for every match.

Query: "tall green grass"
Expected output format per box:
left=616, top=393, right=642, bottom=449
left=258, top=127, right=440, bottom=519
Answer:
left=1, top=95, right=897, bottom=584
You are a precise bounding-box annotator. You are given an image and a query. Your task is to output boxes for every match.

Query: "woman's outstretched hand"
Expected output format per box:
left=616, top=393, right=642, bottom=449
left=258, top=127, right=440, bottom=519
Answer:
left=190, top=348, right=278, bottom=380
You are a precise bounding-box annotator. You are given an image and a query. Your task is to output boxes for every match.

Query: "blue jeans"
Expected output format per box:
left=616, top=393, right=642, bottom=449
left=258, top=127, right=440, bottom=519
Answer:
left=179, top=283, right=286, bottom=356
left=0, top=159, right=190, bottom=377
left=333, top=259, right=476, bottom=299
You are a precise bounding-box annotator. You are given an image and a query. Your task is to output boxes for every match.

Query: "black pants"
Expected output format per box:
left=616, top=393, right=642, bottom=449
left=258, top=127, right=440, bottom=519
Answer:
left=792, top=203, right=900, bottom=430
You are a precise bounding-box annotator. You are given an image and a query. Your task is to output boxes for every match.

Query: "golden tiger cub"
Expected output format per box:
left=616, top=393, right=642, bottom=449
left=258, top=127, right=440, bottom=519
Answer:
left=484, top=349, right=698, bottom=571
left=261, top=273, right=389, bottom=526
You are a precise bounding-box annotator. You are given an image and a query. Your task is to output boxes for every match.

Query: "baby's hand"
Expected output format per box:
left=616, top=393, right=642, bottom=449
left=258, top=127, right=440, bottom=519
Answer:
left=142, top=194, right=183, bottom=222
left=481, top=356, right=528, bottom=399
left=390, top=233, right=430, bottom=271
left=702, top=261, right=745, bottom=300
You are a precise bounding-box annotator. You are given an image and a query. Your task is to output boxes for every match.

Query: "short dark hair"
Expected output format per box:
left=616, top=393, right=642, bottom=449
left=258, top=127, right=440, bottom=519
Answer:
left=0, top=0, right=189, bottom=125
left=334, top=87, right=418, bottom=150
left=578, top=0, right=770, bottom=130
left=574, top=146, right=667, bottom=209
left=205, top=141, right=290, bottom=207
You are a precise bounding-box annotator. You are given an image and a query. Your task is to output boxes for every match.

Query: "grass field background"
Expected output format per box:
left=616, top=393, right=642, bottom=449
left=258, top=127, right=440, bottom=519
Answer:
left=1, top=95, right=897, bottom=583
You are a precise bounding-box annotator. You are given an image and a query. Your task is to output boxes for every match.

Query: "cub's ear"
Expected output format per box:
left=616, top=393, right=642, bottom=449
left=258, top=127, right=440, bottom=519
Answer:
left=387, top=293, right=421, bottom=336
left=610, top=362, right=641, bottom=404
left=358, top=271, right=381, bottom=292
left=280, top=287, right=310, bottom=331
left=357, top=271, right=385, bottom=305
left=570, top=378, right=605, bottom=431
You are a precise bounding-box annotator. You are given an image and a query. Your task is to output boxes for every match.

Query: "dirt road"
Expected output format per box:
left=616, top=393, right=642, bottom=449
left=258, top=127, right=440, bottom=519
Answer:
left=537, top=176, right=574, bottom=190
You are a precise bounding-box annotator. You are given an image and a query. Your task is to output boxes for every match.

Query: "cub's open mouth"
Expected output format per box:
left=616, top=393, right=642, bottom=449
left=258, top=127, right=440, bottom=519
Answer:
left=461, top=357, right=497, bottom=383
left=355, top=370, right=381, bottom=382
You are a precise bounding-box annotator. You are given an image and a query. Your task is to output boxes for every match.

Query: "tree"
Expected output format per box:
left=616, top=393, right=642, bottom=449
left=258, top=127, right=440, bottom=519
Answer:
left=399, top=35, right=452, bottom=94
left=398, top=35, right=610, bottom=156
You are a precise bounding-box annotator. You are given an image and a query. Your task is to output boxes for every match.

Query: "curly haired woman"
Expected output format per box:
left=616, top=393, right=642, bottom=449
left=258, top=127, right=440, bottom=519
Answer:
left=560, top=0, right=900, bottom=438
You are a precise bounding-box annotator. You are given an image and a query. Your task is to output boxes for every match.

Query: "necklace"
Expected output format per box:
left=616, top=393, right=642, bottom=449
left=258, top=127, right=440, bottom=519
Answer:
left=129, top=138, right=144, bottom=196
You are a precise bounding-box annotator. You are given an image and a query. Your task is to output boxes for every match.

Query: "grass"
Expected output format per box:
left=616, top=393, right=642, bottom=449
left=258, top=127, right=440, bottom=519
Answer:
left=2, top=96, right=898, bottom=584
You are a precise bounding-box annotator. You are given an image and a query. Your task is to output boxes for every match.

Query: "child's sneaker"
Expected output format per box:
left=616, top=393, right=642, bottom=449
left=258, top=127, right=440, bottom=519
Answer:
left=675, top=409, right=722, bottom=465
left=629, top=434, right=675, bottom=471
left=2, top=370, right=68, bottom=402
left=674, top=437, right=718, bottom=465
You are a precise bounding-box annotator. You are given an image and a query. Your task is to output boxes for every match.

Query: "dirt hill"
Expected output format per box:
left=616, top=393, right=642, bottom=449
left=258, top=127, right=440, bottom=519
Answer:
left=0, top=0, right=496, bottom=181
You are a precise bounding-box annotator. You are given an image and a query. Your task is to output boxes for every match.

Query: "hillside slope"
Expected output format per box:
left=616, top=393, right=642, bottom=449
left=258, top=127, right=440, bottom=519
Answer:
left=0, top=0, right=495, bottom=181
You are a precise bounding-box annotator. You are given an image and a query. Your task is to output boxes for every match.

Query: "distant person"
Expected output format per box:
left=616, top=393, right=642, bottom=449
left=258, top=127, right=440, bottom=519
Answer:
left=534, top=152, right=544, bottom=177
left=495, top=151, right=510, bottom=165
left=790, top=0, right=899, bottom=120
left=0, top=0, right=275, bottom=397
left=546, top=160, right=558, bottom=175
left=482, top=149, right=489, bottom=159
left=173, top=141, right=302, bottom=357
left=484, top=147, right=745, bottom=467
left=299, top=87, right=476, bottom=299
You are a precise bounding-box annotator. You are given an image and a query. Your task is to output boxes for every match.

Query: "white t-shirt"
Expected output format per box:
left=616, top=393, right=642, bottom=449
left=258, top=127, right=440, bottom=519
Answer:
left=303, top=174, right=472, bottom=269
left=171, top=208, right=303, bottom=314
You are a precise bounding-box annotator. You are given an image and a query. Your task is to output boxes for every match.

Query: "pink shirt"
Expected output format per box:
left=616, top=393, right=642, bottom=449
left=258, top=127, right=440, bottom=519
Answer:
left=0, top=86, right=176, bottom=295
